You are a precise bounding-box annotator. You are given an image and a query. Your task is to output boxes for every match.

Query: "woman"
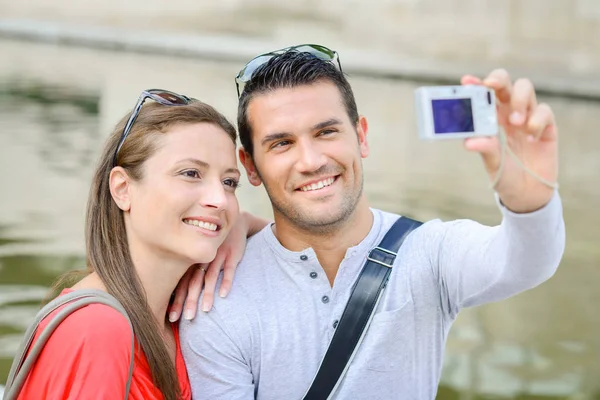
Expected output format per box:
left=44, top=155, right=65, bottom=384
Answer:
left=11, top=89, right=267, bottom=400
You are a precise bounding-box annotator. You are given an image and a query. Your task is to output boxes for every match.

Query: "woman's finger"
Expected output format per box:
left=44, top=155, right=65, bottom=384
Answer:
left=182, top=264, right=207, bottom=320
left=169, top=267, right=193, bottom=322
left=201, top=259, right=223, bottom=312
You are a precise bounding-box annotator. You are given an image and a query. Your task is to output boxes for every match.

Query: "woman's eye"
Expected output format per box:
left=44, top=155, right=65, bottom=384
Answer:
left=182, top=170, right=201, bottom=179
left=223, top=178, right=240, bottom=189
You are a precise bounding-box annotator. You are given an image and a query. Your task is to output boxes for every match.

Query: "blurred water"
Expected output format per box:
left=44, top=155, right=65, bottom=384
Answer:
left=0, top=37, right=599, bottom=399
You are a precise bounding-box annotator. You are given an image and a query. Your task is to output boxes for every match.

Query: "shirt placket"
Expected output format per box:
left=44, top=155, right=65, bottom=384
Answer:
left=327, top=253, right=362, bottom=342
left=296, top=252, right=335, bottom=341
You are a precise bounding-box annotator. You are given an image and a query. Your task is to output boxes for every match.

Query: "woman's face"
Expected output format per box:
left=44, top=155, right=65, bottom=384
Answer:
left=123, top=122, right=240, bottom=265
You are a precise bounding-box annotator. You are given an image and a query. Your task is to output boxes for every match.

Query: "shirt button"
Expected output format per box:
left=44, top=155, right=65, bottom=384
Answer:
left=321, top=296, right=330, bottom=304
left=300, top=255, right=308, bottom=261
left=333, top=320, right=339, bottom=329
left=310, top=272, right=318, bottom=279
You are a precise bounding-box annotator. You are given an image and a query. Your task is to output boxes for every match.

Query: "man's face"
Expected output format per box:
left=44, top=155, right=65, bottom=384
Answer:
left=240, top=81, right=370, bottom=233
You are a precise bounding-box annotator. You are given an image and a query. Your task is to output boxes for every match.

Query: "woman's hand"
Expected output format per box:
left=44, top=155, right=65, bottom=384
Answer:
left=168, top=212, right=269, bottom=322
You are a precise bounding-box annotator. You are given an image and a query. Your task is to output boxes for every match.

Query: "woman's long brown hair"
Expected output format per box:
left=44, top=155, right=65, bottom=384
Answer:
left=54, top=100, right=236, bottom=400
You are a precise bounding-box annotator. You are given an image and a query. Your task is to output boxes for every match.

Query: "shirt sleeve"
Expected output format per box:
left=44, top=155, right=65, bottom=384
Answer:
left=179, top=303, right=255, bottom=400
left=18, top=304, right=134, bottom=400
left=434, top=190, right=566, bottom=318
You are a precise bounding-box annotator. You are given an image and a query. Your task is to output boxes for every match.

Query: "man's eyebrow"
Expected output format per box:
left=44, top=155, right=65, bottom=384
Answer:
left=312, top=118, right=343, bottom=131
left=176, top=158, right=240, bottom=175
left=261, top=118, right=343, bottom=146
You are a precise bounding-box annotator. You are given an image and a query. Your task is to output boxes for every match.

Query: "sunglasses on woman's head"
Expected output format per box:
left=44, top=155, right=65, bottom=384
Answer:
left=234, top=44, right=342, bottom=98
left=112, top=89, right=196, bottom=167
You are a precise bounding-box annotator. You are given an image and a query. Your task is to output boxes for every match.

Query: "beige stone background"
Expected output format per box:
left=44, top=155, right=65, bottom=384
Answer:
left=0, top=1, right=599, bottom=399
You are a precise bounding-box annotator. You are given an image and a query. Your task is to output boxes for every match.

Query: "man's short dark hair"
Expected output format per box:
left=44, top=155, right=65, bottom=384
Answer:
left=237, top=51, right=359, bottom=157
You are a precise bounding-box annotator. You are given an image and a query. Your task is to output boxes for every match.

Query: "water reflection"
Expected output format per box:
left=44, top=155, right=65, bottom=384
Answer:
left=0, top=43, right=599, bottom=399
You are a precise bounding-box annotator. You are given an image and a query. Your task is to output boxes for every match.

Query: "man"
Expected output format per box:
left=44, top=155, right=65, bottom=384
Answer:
left=179, top=45, right=565, bottom=399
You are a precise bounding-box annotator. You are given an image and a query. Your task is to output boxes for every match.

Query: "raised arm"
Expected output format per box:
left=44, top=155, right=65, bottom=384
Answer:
left=436, top=69, right=565, bottom=317
left=434, top=191, right=564, bottom=318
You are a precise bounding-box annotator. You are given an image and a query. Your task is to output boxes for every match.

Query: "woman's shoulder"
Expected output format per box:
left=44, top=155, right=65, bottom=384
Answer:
left=38, top=291, right=132, bottom=346
left=17, top=292, right=136, bottom=399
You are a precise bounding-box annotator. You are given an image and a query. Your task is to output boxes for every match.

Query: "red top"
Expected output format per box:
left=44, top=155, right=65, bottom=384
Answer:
left=17, top=289, right=191, bottom=400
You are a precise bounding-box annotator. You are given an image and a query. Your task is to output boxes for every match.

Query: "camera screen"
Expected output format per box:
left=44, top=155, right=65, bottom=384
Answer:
left=431, top=98, right=474, bottom=134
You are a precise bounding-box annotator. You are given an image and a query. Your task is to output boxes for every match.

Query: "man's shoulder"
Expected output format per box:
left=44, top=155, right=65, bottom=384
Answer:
left=371, top=208, right=443, bottom=236
left=206, top=226, right=279, bottom=309
left=237, top=224, right=280, bottom=273
left=244, top=224, right=272, bottom=254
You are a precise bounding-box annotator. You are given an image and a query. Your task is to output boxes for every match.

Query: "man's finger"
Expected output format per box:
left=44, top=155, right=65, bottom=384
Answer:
left=460, top=75, right=482, bottom=86
left=182, top=265, right=206, bottom=320
left=526, top=103, right=557, bottom=141
left=169, top=268, right=192, bottom=322
left=463, top=136, right=501, bottom=175
left=483, top=69, right=512, bottom=104
left=510, top=78, right=537, bottom=127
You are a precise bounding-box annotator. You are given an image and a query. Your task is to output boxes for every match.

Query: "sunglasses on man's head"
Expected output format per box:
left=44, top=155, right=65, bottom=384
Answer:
left=112, top=89, right=196, bottom=167
left=234, top=44, right=342, bottom=98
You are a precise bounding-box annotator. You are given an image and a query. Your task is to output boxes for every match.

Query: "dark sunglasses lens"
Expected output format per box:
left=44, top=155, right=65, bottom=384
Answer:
left=236, top=45, right=337, bottom=93
left=148, top=90, right=189, bottom=105
left=294, top=45, right=335, bottom=60
left=239, top=55, right=273, bottom=82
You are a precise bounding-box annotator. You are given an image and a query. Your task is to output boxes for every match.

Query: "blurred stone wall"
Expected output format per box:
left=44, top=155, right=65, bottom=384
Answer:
left=1, top=0, right=598, bottom=80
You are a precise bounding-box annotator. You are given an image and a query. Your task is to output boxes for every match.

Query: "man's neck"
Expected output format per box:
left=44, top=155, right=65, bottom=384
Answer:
left=273, top=197, right=374, bottom=286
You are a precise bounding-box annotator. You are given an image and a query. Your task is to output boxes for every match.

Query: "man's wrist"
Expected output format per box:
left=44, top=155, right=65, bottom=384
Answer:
left=498, top=186, right=555, bottom=214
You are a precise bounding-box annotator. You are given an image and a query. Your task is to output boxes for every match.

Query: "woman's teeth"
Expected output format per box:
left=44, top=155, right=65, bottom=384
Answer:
left=183, top=219, right=218, bottom=231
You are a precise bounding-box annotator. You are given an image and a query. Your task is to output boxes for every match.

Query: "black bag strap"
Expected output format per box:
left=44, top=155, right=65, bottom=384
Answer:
left=302, top=216, right=423, bottom=400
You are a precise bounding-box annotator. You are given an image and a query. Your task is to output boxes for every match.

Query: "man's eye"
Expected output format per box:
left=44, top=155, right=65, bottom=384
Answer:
left=319, top=129, right=336, bottom=136
left=271, top=140, right=291, bottom=149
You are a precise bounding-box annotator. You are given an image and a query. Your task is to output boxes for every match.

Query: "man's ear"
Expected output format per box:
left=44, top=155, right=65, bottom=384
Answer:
left=109, top=167, right=132, bottom=211
left=239, top=148, right=262, bottom=187
left=357, top=115, right=370, bottom=158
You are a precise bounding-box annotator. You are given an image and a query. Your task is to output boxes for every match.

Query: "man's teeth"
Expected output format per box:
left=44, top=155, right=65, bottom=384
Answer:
left=183, top=219, right=218, bottom=231
left=300, top=177, right=335, bottom=192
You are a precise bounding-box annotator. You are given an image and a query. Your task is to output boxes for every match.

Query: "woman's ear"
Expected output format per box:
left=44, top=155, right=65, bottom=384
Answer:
left=109, top=167, right=132, bottom=211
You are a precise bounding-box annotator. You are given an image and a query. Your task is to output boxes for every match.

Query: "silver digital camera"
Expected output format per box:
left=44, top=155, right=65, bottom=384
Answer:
left=415, top=85, right=498, bottom=140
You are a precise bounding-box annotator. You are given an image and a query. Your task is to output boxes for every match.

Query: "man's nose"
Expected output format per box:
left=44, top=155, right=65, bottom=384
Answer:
left=295, top=140, right=327, bottom=173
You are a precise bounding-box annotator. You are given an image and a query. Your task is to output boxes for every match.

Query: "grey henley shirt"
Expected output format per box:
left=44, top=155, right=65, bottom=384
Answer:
left=180, top=192, right=565, bottom=400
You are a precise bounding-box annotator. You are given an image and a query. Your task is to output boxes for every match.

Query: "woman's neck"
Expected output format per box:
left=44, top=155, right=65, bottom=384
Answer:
left=75, top=246, right=191, bottom=328
left=127, top=241, right=191, bottom=327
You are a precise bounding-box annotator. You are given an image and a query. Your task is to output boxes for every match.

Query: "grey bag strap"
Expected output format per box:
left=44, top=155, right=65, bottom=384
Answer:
left=3, top=289, right=135, bottom=400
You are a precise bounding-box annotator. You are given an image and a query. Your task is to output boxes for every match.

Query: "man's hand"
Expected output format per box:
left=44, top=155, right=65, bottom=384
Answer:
left=461, top=69, right=558, bottom=213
